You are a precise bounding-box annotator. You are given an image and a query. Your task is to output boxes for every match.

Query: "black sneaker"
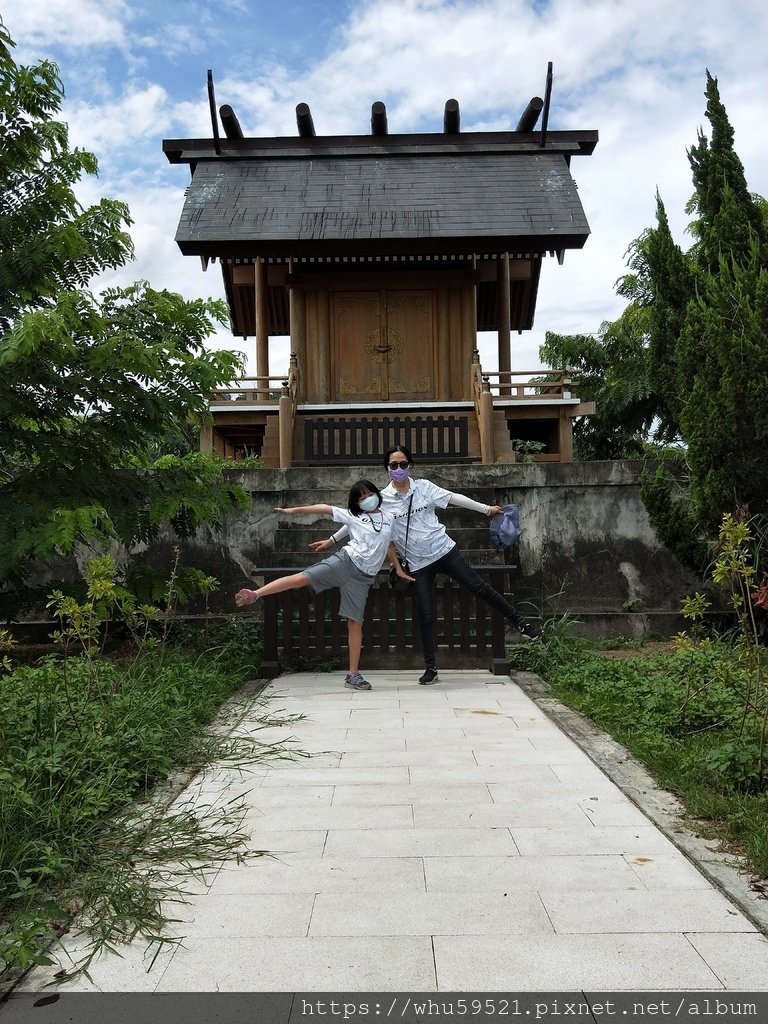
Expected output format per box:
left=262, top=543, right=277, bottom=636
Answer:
left=518, top=621, right=542, bottom=641
left=418, top=667, right=439, bottom=685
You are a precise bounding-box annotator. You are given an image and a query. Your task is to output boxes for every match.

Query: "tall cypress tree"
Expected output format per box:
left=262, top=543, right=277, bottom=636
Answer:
left=678, top=237, right=768, bottom=534
left=645, top=193, right=693, bottom=441
left=687, top=70, right=766, bottom=275
left=676, top=72, right=768, bottom=533
left=642, top=72, right=768, bottom=569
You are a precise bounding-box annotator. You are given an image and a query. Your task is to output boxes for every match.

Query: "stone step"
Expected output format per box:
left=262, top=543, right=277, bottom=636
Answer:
left=266, top=531, right=508, bottom=551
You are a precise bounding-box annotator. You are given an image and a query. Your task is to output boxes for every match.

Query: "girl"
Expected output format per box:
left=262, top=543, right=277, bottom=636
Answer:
left=235, top=480, right=410, bottom=691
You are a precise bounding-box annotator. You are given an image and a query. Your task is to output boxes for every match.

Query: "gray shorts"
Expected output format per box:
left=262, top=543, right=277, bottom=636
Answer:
left=303, top=549, right=376, bottom=624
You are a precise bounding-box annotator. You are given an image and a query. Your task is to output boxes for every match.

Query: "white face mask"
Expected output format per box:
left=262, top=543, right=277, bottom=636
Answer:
left=359, top=494, right=380, bottom=512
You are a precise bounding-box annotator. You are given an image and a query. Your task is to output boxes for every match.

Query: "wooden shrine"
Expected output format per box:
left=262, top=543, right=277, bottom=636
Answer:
left=163, top=78, right=597, bottom=466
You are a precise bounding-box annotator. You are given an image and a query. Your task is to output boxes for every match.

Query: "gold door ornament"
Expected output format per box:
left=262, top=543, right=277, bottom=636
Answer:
left=340, top=376, right=383, bottom=394
left=389, top=376, right=431, bottom=394
left=364, top=327, right=405, bottom=364
left=391, top=376, right=434, bottom=391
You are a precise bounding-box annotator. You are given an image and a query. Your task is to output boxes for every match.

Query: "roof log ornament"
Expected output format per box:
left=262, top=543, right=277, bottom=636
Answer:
left=296, top=102, right=316, bottom=138
left=515, top=96, right=544, bottom=132
left=370, top=101, right=388, bottom=136
left=443, top=98, right=460, bottom=134
left=219, top=104, right=244, bottom=139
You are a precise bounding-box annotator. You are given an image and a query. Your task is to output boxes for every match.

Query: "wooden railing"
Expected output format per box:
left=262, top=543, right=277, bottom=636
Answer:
left=210, top=375, right=291, bottom=404
left=256, top=565, right=514, bottom=677
left=478, top=369, right=575, bottom=400
left=300, top=414, right=474, bottom=465
left=211, top=365, right=575, bottom=407
left=208, top=357, right=577, bottom=467
left=211, top=356, right=299, bottom=468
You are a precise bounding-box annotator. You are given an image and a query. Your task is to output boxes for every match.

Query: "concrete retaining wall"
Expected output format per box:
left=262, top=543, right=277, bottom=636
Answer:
left=14, top=460, right=706, bottom=640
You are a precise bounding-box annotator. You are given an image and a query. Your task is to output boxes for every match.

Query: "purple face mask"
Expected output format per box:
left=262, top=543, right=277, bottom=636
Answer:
left=388, top=465, right=411, bottom=483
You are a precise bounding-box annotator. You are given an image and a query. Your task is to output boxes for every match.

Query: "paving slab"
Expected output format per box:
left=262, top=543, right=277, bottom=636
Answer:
left=210, top=856, right=426, bottom=895
left=14, top=669, right=768, bottom=995
left=330, top=783, right=494, bottom=806
left=423, top=854, right=640, bottom=892
left=172, top=892, right=315, bottom=936
left=432, top=934, right=723, bottom=990
left=309, top=890, right=553, bottom=936
left=151, top=936, right=436, bottom=991
left=685, top=933, right=768, bottom=989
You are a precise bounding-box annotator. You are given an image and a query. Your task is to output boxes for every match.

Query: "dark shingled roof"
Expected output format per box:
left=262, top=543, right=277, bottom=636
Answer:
left=175, top=149, right=590, bottom=259
left=163, top=124, right=597, bottom=334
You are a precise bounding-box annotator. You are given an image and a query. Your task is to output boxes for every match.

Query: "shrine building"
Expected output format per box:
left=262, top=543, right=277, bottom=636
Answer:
left=163, top=77, right=597, bottom=467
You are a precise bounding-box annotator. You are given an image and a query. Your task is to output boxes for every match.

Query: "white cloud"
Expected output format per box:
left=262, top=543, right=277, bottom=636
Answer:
left=64, top=84, right=170, bottom=155
left=2, top=0, right=131, bottom=54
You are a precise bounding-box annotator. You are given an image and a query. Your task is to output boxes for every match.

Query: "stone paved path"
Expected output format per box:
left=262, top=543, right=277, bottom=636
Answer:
left=16, top=670, right=768, bottom=992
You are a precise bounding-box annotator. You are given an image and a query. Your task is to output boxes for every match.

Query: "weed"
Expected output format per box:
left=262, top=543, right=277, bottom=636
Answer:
left=678, top=515, right=768, bottom=785
left=0, top=628, right=17, bottom=674
left=509, top=609, right=591, bottom=675
left=0, top=557, right=298, bottom=980
left=510, top=439, right=546, bottom=463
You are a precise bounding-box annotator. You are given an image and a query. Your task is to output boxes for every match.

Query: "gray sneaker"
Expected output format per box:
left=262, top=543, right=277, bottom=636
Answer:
left=345, top=671, right=372, bottom=691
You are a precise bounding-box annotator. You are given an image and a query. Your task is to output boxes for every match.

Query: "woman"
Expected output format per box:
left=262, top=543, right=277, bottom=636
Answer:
left=236, top=479, right=409, bottom=691
left=313, top=446, right=540, bottom=684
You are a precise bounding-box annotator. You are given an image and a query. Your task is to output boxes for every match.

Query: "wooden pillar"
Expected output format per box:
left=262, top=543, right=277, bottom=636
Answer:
left=255, top=259, right=269, bottom=381
left=497, top=254, right=511, bottom=394
left=558, top=409, right=574, bottom=463
left=437, top=288, right=450, bottom=399
left=317, top=291, right=331, bottom=402
left=289, top=285, right=306, bottom=402
left=278, top=383, right=293, bottom=469
left=461, top=285, right=477, bottom=389
left=199, top=420, right=213, bottom=453
left=479, top=376, right=495, bottom=465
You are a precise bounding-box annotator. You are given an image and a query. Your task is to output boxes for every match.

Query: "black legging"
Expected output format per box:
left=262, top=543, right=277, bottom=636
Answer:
left=412, top=544, right=525, bottom=669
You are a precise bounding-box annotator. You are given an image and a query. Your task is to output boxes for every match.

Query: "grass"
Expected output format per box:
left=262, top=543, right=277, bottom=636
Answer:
left=509, top=614, right=768, bottom=880
left=0, top=616, right=306, bottom=981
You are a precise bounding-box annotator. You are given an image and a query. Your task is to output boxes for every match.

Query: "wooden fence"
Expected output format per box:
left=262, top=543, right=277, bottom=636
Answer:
left=257, top=565, right=514, bottom=677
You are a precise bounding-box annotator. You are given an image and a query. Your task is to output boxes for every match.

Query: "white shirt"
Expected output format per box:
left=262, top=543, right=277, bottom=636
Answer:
left=331, top=506, right=394, bottom=576
left=379, top=478, right=471, bottom=572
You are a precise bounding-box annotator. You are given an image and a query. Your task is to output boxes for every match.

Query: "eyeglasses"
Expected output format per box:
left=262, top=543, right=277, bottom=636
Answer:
left=388, top=461, right=409, bottom=470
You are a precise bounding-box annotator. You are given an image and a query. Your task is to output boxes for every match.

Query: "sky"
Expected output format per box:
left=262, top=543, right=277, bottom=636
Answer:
left=2, top=0, right=767, bottom=378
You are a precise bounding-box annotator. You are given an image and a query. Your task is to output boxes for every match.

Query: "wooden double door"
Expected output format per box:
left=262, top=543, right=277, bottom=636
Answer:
left=332, top=289, right=435, bottom=402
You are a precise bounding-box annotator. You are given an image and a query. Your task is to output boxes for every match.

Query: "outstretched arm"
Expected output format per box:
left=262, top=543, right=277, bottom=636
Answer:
left=449, top=493, right=502, bottom=517
left=275, top=503, right=334, bottom=516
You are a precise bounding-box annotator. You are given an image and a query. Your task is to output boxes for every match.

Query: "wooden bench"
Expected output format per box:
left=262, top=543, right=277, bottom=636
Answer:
left=300, top=414, right=476, bottom=465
